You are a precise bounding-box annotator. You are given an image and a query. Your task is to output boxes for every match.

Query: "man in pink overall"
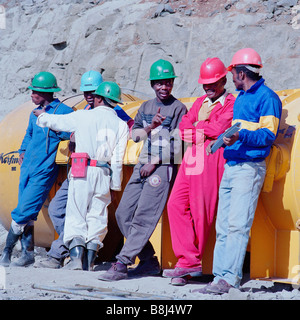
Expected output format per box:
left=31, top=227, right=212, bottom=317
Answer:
left=163, top=58, right=235, bottom=285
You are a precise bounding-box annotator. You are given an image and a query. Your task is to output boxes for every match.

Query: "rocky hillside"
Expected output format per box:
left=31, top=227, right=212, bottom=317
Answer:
left=0, top=0, right=299, bottom=120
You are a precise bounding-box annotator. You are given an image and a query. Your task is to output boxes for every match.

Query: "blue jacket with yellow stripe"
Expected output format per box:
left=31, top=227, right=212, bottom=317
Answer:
left=224, top=78, right=282, bottom=165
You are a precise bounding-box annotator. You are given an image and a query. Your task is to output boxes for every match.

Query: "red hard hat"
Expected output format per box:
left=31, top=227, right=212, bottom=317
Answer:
left=227, top=48, right=263, bottom=71
left=198, top=57, right=228, bottom=84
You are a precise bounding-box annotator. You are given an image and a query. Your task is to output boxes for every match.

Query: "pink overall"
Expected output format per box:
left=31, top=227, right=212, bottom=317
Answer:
left=167, top=93, right=235, bottom=268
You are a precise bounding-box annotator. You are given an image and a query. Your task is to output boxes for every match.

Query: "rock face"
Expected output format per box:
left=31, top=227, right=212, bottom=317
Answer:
left=0, top=0, right=299, bottom=120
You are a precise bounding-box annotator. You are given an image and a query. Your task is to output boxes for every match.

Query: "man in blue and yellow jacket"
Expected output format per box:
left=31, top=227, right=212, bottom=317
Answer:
left=201, top=48, right=282, bottom=294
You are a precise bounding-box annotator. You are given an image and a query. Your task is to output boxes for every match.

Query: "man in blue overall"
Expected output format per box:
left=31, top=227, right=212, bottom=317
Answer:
left=0, top=71, right=73, bottom=267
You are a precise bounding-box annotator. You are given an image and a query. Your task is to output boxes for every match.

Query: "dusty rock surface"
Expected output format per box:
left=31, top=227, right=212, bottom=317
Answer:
left=0, top=0, right=300, bottom=121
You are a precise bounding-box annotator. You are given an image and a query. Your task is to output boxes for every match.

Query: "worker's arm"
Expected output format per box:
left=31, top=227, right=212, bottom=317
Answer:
left=197, top=97, right=235, bottom=140
left=19, top=113, right=34, bottom=153
left=179, top=99, right=200, bottom=144
left=18, top=112, right=35, bottom=165
left=237, top=97, right=281, bottom=147
left=110, top=123, right=129, bottom=190
left=131, top=106, right=166, bottom=142
left=179, top=98, right=207, bottom=145
left=35, top=111, right=78, bottom=133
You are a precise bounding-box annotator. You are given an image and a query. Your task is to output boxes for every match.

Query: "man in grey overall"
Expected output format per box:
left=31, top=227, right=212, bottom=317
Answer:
left=98, top=59, right=187, bottom=281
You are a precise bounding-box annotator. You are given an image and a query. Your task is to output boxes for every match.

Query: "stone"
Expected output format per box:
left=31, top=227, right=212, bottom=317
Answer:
left=277, top=0, right=298, bottom=7
left=164, top=4, right=175, bottom=14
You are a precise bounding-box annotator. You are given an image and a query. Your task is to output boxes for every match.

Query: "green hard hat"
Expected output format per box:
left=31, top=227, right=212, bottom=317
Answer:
left=94, top=81, right=123, bottom=104
left=149, top=59, right=177, bottom=81
left=28, top=71, right=61, bottom=92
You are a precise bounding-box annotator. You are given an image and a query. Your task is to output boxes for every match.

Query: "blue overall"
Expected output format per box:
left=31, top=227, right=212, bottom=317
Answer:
left=11, top=99, right=73, bottom=224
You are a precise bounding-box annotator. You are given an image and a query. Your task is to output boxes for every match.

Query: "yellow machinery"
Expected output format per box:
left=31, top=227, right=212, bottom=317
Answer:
left=0, top=89, right=299, bottom=284
left=251, top=89, right=300, bottom=283
left=0, top=93, right=139, bottom=260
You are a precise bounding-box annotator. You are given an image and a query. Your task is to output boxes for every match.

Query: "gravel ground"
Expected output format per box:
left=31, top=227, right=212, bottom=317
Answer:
left=0, top=225, right=299, bottom=303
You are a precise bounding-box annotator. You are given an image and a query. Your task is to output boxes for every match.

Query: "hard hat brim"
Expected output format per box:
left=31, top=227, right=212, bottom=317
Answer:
left=227, top=64, right=263, bottom=72
left=94, top=93, right=123, bottom=105
left=198, top=71, right=227, bottom=84
left=79, top=85, right=98, bottom=92
left=28, top=85, right=61, bottom=93
left=148, top=75, right=178, bottom=81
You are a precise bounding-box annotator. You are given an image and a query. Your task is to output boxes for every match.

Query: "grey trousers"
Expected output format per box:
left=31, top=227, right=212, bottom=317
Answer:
left=47, top=178, right=69, bottom=259
left=115, top=163, right=173, bottom=265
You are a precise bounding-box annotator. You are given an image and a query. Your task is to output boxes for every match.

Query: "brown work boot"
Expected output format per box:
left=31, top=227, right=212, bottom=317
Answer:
left=162, top=266, right=202, bottom=278
left=98, top=262, right=128, bottom=281
left=193, top=279, right=233, bottom=294
left=128, top=256, right=161, bottom=277
left=170, top=276, right=189, bottom=286
left=206, top=279, right=234, bottom=294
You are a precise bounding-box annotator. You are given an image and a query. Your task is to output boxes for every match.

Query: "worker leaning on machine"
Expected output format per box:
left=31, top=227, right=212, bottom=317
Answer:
left=0, top=72, right=73, bottom=268
left=197, top=48, right=283, bottom=294
left=163, top=57, right=235, bottom=286
left=98, top=59, right=187, bottom=282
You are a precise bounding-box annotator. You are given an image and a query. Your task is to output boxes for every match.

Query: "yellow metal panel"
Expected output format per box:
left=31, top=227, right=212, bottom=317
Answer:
left=55, top=140, right=70, bottom=165
left=250, top=89, right=300, bottom=283
left=251, top=199, right=276, bottom=279
left=276, top=230, right=300, bottom=279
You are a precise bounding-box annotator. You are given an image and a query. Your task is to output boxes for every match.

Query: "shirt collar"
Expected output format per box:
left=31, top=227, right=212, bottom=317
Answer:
left=39, top=98, right=60, bottom=110
left=238, top=77, right=265, bottom=94
left=203, top=90, right=228, bottom=108
left=247, top=77, right=265, bottom=93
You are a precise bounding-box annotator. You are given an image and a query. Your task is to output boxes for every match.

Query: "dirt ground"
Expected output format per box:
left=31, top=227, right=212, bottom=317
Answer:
left=0, top=222, right=299, bottom=303
left=1, top=258, right=299, bottom=301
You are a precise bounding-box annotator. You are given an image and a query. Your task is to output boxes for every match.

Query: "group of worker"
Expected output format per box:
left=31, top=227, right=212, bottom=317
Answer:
left=0, top=47, right=282, bottom=295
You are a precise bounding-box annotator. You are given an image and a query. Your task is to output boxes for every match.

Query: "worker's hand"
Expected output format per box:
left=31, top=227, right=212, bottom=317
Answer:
left=32, top=109, right=45, bottom=117
left=149, top=107, right=166, bottom=130
left=18, top=152, right=25, bottom=165
left=68, top=133, right=76, bottom=153
left=110, top=190, right=115, bottom=202
left=206, top=140, right=216, bottom=155
left=223, top=131, right=239, bottom=146
left=140, top=163, right=156, bottom=177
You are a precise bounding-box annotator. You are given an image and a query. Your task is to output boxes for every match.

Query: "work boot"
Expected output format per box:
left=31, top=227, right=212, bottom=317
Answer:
left=98, top=261, right=128, bottom=281
left=162, top=266, right=202, bottom=278
left=128, top=256, right=161, bottom=277
left=83, top=250, right=97, bottom=271
left=63, top=238, right=85, bottom=270
left=83, top=242, right=99, bottom=271
left=205, top=279, right=234, bottom=294
left=170, top=276, right=189, bottom=286
left=0, top=227, right=20, bottom=267
left=33, top=256, right=64, bottom=269
left=11, top=224, right=35, bottom=267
